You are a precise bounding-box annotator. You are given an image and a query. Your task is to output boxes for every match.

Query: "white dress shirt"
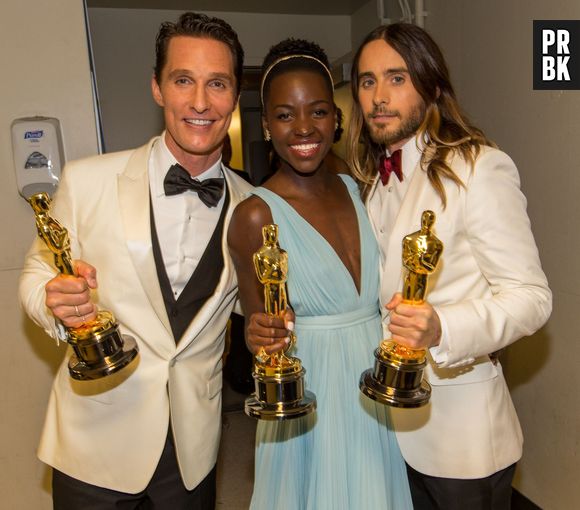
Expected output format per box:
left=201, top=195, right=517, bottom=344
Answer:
left=149, top=135, right=225, bottom=299
left=374, top=138, right=422, bottom=265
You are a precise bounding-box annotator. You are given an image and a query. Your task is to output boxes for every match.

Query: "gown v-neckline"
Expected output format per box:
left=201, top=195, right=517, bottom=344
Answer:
left=258, top=176, right=365, bottom=298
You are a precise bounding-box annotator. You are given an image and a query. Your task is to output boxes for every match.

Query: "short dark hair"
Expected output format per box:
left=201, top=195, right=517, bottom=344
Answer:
left=261, top=38, right=333, bottom=107
left=154, top=12, right=244, bottom=96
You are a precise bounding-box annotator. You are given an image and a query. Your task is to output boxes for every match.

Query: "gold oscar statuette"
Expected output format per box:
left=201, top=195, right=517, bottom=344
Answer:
left=360, top=210, right=443, bottom=408
left=244, top=224, right=316, bottom=420
left=28, top=192, right=139, bottom=381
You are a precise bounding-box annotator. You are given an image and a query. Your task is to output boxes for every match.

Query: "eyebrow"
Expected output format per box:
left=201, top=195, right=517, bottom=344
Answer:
left=272, top=99, right=332, bottom=109
left=358, top=71, right=375, bottom=81
left=384, top=67, right=409, bottom=76
left=166, top=69, right=234, bottom=83
left=358, top=67, right=409, bottom=80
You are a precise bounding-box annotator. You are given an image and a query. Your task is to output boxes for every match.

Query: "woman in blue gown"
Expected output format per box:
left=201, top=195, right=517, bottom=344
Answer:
left=228, top=39, right=412, bottom=510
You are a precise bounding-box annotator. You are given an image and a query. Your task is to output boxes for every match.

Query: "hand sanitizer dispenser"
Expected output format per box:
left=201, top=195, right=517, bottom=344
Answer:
left=11, top=117, right=65, bottom=199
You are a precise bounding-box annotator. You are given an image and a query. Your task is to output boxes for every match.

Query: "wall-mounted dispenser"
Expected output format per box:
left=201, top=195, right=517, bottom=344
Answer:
left=11, top=116, right=65, bottom=198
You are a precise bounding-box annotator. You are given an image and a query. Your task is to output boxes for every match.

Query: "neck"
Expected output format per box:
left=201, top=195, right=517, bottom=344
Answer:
left=164, top=132, right=222, bottom=177
left=387, top=133, right=415, bottom=154
left=278, top=160, right=335, bottom=195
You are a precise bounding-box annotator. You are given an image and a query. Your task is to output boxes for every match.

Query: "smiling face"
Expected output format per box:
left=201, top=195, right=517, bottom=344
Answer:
left=152, top=36, right=237, bottom=173
left=356, top=38, right=426, bottom=152
left=264, top=70, right=336, bottom=176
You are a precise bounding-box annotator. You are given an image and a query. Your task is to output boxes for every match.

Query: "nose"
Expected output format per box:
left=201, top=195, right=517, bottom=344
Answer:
left=190, top=85, right=209, bottom=113
left=372, top=82, right=389, bottom=107
left=294, top=114, right=314, bottom=137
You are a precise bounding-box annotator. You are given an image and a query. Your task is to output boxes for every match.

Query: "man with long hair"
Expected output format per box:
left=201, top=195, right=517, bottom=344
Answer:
left=348, top=23, right=551, bottom=509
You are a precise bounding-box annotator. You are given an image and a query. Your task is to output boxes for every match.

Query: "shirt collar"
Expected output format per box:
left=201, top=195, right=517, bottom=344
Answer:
left=385, top=135, right=423, bottom=181
left=151, top=132, right=223, bottom=198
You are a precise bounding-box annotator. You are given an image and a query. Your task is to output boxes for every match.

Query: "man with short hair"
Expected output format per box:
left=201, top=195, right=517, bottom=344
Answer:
left=19, top=12, right=251, bottom=509
left=348, top=23, right=552, bottom=509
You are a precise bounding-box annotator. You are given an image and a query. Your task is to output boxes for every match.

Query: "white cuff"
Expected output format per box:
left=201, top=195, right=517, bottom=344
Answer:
left=53, top=319, right=69, bottom=346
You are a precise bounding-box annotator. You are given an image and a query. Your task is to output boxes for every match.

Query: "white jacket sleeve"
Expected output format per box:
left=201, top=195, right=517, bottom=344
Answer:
left=429, top=149, right=552, bottom=367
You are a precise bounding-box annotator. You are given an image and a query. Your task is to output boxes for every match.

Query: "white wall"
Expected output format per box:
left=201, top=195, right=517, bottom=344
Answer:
left=0, top=1, right=98, bottom=508
left=427, top=1, right=579, bottom=508
left=351, top=0, right=381, bottom=49
left=88, top=8, right=352, bottom=153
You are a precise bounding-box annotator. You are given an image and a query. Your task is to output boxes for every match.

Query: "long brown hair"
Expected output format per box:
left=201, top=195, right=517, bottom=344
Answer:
left=347, top=23, right=495, bottom=205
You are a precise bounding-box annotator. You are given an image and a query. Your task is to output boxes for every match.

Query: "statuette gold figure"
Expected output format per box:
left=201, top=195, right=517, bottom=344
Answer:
left=27, top=192, right=139, bottom=381
left=245, top=224, right=316, bottom=420
left=29, top=193, right=74, bottom=276
left=252, top=224, right=294, bottom=368
left=360, top=210, right=443, bottom=408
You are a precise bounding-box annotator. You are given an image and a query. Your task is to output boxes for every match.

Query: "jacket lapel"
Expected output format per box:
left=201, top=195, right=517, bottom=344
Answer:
left=117, top=138, right=173, bottom=342
left=365, top=175, right=382, bottom=239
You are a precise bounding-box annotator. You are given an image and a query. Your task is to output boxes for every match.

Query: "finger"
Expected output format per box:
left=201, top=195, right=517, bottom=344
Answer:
left=246, top=336, right=288, bottom=355
left=248, top=314, right=289, bottom=337
left=392, top=313, right=431, bottom=334
left=389, top=320, right=437, bottom=350
left=261, top=341, right=289, bottom=355
left=389, top=333, right=421, bottom=351
left=388, top=328, right=425, bottom=350
left=250, top=313, right=285, bottom=329
left=74, top=260, right=98, bottom=289
left=389, top=322, right=418, bottom=338
left=45, top=288, right=93, bottom=313
left=46, top=274, right=89, bottom=295
left=282, top=308, right=295, bottom=330
left=247, top=322, right=290, bottom=339
left=385, top=293, right=403, bottom=311
left=71, top=302, right=97, bottom=319
left=55, top=301, right=97, bottom=326
left=391, top=302, right=418, bottom=318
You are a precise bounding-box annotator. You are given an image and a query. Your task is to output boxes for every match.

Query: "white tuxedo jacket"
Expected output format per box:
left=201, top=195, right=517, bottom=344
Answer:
left=19, top=137, right=253, bottom=493
left=366, top=145, right=551, bottom=478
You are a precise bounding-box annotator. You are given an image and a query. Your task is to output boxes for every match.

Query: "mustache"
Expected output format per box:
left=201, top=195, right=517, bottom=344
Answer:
left=368, top=107, right=400, bottom=119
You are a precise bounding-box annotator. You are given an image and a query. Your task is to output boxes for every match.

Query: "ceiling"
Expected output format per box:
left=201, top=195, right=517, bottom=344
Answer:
left=86, top=0, right=370, bottom=16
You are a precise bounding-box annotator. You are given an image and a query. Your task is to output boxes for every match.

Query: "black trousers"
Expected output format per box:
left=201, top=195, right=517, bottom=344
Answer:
left=406, top=463, right=516, bottom=510
left=52, top=431, right=216, bottom=510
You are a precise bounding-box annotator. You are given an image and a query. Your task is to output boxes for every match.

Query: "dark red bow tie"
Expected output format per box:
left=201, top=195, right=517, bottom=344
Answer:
left=378, top=150, right=403, bottom=185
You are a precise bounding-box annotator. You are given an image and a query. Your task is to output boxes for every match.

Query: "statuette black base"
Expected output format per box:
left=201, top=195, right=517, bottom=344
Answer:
left=68, top=318, right=139, bottom=381
left=245, top=363, right=316, bottom=420
left=360, top=344, right=431, bottom=408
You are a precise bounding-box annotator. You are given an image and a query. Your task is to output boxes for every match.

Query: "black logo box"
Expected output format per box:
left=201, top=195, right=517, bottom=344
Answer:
left=533, top=20, right=580, bottom=90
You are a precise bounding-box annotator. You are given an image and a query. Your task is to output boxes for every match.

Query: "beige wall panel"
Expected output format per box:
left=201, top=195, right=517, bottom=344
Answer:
left=427, top=1, right=579, bottom=508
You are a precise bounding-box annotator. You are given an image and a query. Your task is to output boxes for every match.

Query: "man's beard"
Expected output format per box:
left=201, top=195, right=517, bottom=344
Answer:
left=365, top=102, right=425, bottom=147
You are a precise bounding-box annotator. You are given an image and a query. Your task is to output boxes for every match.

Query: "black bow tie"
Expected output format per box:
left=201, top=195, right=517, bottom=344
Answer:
left=163, top=164, right=224, bottom=208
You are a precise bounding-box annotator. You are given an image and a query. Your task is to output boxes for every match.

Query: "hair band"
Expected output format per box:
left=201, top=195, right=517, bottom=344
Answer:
left=260, top=54, right=335, bottom=106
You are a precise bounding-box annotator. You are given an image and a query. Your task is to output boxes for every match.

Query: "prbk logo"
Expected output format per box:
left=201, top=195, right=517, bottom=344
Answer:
left=24, top=130, right=44, bottom=140
left=534, top=20, right=580, bottom=89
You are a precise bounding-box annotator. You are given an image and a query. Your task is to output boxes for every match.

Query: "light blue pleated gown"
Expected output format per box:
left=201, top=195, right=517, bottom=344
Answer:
left=249, top=175, right=412, bottom=510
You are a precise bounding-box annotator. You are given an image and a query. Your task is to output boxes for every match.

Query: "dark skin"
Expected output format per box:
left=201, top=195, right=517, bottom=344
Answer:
left=228, top=69, right=361, bottom=355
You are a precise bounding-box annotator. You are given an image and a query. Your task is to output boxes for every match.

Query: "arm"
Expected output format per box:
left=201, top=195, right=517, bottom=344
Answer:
left=389, top=149, right=552, bottom=366
left=227, top=196, right=291, bottom=356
